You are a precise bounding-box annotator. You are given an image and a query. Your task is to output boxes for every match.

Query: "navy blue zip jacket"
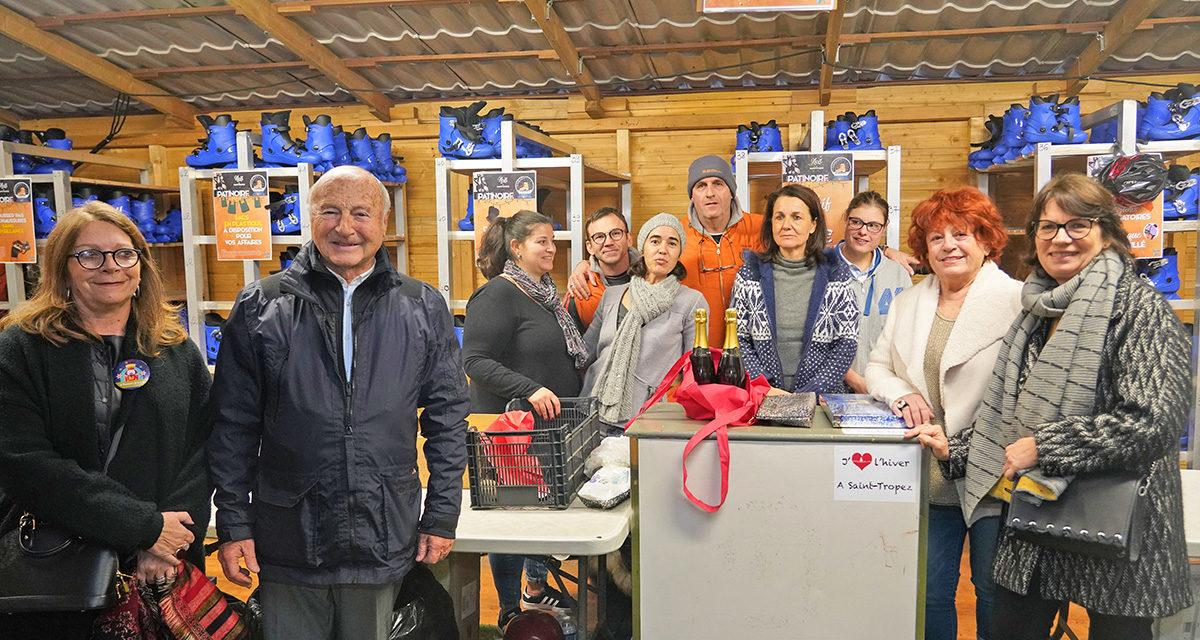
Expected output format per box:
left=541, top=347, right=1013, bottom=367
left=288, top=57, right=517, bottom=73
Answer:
left=208, top=242, right=469, bottom=585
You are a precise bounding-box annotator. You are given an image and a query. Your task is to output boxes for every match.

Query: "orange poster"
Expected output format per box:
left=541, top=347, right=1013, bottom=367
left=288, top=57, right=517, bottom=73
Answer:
left=782, top=152, right=855, bottom=246
left=0, top=179, right=36, bottom=264
left=213, top=170, right=272, bottom=261
left=472, top=171, right=538, bottom=250
left=1087, top=154, right=1164, bottom=259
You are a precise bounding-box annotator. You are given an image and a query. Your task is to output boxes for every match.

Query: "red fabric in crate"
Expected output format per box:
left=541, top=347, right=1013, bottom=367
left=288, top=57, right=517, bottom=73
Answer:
left=480, top=410, right=546, bottom=489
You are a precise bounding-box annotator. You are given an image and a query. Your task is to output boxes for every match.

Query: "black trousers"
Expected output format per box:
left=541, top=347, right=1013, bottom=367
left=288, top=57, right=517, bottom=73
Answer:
left=991, top=565, right=1152, bottom=640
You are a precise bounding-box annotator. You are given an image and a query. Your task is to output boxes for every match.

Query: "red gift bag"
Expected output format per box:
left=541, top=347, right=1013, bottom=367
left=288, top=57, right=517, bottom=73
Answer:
left=624, top=348, right=769, bottom=512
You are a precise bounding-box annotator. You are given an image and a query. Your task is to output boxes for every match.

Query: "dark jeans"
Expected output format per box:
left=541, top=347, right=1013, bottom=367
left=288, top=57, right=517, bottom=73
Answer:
left=992, top=565, right=1152, bottom=640
left=926, top=505, right=1000, bottom=640
left=488, top=554, right=550, bottom=612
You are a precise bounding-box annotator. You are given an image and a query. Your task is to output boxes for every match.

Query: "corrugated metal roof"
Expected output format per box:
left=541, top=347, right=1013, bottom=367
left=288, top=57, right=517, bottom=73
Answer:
left=0, top=0, right=1194, bottom=119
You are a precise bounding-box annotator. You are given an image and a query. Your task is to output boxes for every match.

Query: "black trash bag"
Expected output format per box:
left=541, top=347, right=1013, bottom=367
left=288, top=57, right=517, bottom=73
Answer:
left=390, top=564, right=457, bottom=640
left=242, top=588, right=264, bottom=640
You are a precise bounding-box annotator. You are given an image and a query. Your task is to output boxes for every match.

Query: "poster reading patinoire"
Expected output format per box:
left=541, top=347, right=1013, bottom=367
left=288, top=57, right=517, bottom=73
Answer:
left=213, top=170, right=272, bottom=261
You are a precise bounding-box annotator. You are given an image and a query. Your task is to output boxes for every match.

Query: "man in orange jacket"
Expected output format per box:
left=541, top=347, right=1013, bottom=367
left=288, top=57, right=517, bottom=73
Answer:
left=679, top=154, right=764, bottom=347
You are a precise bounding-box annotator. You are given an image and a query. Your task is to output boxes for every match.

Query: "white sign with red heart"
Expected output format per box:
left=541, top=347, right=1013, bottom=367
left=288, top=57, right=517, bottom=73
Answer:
left=833, top=444, right=921, bottom=503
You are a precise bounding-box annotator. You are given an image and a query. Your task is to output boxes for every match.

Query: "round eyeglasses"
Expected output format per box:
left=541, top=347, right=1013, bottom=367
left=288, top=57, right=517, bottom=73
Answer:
left=1033, top=217, right=1098, bottom=241
left=846, top=217, right=884, bottom=233
left=588, top=228, right=626, bottom=245
left=71, top=248, right=141, bottom=270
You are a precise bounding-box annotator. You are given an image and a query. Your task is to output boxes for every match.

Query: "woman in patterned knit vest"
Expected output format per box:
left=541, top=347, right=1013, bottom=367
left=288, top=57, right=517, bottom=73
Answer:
left=865, top=186, right=1021, bottom=640
left=908, top=174, right=1193, bottom=639
left=729, top=184, right=858, bottom=394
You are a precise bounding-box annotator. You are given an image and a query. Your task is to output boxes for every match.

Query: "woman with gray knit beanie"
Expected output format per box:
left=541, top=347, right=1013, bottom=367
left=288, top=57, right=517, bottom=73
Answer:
left=582, top=213, right=707, bottom=428
left=908, top=174, right=1193, bottom=640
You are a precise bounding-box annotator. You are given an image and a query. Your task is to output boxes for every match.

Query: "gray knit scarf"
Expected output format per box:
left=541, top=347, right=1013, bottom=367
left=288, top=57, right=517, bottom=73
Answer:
left=596, top=275, right=680, bottom=423
left=963, top=249, right=1123, bottom=518
left=502, top=259, right=587, bottom=369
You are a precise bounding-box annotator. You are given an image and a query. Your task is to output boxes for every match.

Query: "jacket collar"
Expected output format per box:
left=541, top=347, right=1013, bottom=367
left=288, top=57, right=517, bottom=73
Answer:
left=280, top=241, right=400, bottom=303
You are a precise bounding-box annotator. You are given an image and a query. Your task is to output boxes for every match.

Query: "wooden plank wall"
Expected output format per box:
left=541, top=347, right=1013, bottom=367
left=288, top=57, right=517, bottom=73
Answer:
left=21, top=73, right=1199, bottom=318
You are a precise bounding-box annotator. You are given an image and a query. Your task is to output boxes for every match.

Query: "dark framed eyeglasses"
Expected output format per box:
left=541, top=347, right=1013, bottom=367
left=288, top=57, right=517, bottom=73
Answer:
left=71, top=248, right=141, bottom=270
left=1033, top=217, right=1098, bottom=241
left=846, top=217, right=884, bottom=233
left=587, top=228, right=626, bottom=245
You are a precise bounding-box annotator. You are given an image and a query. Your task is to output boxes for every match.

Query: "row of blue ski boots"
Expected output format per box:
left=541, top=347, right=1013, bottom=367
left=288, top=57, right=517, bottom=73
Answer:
left=736, top=120, right=783, bottom=153
left=824, top=111, right=884, bottom=151
left=185, top=112, right=407, bottom=183
left=1164, top=165, right=1200, bottom=221
left=33, top=187, right=181, bottom=242
left=439, top=101, right=553, bottom=160
left=1089, top=83, right=1200, bottom=144
left=0, top=125, right=75, bottom=175
left=969, top=95, right=1088, bottom=169
left=1138, top=247, right=1182, bottom=300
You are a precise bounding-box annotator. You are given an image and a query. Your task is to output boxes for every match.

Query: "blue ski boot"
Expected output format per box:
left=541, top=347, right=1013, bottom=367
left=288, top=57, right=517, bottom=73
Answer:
left=270, top=245, right=300, bottom=274
left=260, top=110, right=322, bottom=167
left=269, top=187, right=301, bottom=235
left=302, top=114, right=336, bottom=171
left=823, top=120, right=839, bottom=151
left=72, top=187, right=99, bottom=209
left=1020, top=95, right=1060, bottom=153
left=1051, top=96, right=1088, bottom=144
left=329, top=126, right=353, bottom=167
left=458, top=186, right=475, bottom=231
left=1138, top=248, right=1181, bottom=300
left=204, top=312, right=225, bottom=365
left=371, top=133, right=396, bottom=182
left=968, top=114, right=1003, bottom=169
left=130, top=194, right=158, bottom=240
left=155, top=207, right=183, bottom=242
left=1143, top=83, right=1200, bottom=140
left=848, top=111, right=883, bottom=150
left=996, top=103, right=1029, bottom=163
left=106, top=191, right=131, bottom=217
left=186, top=114, right=239, bottom=168
left=1164, top=165, right=1198, bottom=221
left=829, top=114, right=854, bottom=150
left=31, top=128, right=74, bottom=174
left=439, top=103, right=490, bottom=158
left=33, top=187, right=55, bottom=239
left=480, top=107, right=507, bottom=158
left=735, top=124, right=752, bottom=152
left=755, top=119, right=783, bottom=152
left=346, top=127, right=377, bottom=173
left=11, top=129, right=36, bottom=174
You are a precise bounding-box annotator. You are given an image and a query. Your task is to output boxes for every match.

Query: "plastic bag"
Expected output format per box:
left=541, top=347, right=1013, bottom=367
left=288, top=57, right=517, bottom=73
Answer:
left=584, top=435, right=630, bottom=477
left=389, top=564, right=458, bottom=640
left=579, top=466, right=631, bottom=510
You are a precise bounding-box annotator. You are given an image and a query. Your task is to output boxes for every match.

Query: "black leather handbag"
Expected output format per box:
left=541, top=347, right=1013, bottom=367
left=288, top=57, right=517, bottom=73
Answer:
left=0, top=513, right=121, bottom=612
left=1006, top=469, right=1150, bottom=561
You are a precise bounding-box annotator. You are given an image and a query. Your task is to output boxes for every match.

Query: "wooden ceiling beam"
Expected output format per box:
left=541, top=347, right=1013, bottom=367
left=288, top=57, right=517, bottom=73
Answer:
left=818, top=0, right=846, bottom=106
left=1065, top=0, right=1167, bottom=95
left=32, top=0, right=502, bottom=28
left=0, top=6, right=197, bottom=125
left=128, top=50, right=557, bottom=79
left=522, top=0, right=603, bottom=117
left=225, top=0, right=393, bottom=121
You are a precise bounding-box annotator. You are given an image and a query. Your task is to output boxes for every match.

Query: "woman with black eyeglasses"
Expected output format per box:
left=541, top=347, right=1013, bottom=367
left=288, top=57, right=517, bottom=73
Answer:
left=834, top=191, right=913, bottom=394
left=0, top=201, right=210, bottom=638
left=729, top=184, right=859, bottom=394
left=908, top=174, right=1193, bottom=640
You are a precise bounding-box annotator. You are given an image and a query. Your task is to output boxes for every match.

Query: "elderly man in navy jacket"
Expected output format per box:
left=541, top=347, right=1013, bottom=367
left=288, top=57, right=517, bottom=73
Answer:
left=208, top=166, right=469, bottom=639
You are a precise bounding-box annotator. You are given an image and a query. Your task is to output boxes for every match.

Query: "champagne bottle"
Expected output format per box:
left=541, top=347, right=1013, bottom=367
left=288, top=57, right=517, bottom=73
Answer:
left=690, top=309, right=717, bottom=385
left=717, top=309, right=747, bottom=387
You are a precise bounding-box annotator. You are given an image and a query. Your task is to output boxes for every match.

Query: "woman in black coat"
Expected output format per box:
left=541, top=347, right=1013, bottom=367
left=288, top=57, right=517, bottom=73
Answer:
left=0, top=202, right=210, bottom=638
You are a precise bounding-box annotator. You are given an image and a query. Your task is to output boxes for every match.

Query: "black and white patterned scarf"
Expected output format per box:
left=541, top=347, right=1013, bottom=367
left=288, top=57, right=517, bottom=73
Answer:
left=963, top=249, right=1123, bottom=518
left=503, top=259, right=587, bottom=369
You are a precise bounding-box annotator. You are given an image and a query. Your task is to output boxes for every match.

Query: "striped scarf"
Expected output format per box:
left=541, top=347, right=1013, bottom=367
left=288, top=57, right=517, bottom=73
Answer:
left=963, top=249, right=1123, bottom=519
left=502, top=259, right=587, bottom=369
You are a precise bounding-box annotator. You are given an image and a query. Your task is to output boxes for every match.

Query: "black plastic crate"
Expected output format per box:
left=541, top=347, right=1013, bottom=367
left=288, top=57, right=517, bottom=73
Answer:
left=467, top=397, right=601, bottom=509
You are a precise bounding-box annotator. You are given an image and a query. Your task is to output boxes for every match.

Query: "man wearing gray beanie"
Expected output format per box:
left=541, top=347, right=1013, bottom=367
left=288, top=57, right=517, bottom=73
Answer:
left=679, top=154, right=763, bottom=347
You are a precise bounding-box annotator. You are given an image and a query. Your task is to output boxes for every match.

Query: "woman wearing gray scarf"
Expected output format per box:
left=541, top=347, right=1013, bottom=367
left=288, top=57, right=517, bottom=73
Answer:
left=583, top=213, right=708, bottom=427
left=908, top=174, right=1193, bottom=639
